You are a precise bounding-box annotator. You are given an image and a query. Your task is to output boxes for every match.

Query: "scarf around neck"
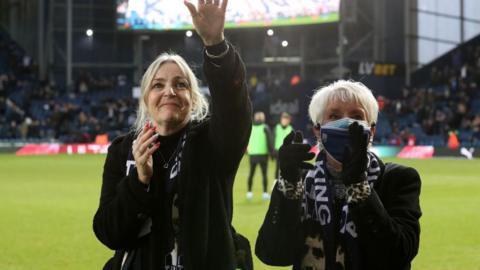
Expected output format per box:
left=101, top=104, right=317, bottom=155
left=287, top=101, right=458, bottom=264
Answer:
left=299, top=150, right=381, bottom=270
left=120, top=129, right=188, bottom=269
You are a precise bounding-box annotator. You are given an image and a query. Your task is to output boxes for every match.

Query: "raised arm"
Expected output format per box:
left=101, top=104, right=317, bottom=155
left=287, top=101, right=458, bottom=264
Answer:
left=341, top=123, right=421, bottom=268
left=350, top=164, right=422, bottom=268
left=184, top=0, right=228, bottom=46
left=256, top=131, right=315, bottom=265
left=186, top=0, right=252, bottom=172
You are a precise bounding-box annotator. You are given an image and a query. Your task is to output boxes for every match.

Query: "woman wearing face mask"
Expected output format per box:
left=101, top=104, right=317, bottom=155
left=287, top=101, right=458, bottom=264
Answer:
left=255, top=80, right=421, bottom=270
left=93, top=1, right=253, bottom=269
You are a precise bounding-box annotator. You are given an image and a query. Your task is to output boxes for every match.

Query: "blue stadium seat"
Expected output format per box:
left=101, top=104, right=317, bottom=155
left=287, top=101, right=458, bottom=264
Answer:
left=470, top=99, right=480, bottom=114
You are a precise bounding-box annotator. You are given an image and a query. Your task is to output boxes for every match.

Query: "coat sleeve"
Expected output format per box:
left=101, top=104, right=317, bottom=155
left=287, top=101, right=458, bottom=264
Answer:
left=255, top=183, right=302, bottom=266
left=203, top=40, right=252, bottom=174
left=350, top=163, right=422, bottom=269
left=93, top=136, right=155, bottom=250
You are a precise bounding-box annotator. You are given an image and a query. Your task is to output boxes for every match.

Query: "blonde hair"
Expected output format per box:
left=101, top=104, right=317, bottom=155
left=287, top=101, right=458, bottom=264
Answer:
left=133, top=53, right=209, bottom=134
left=308, top=80, right=378, bottom=125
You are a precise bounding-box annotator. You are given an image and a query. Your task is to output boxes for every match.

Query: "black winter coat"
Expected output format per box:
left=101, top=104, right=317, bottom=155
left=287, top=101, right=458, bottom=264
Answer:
left=93, top=42, right=252, bottom=270
left=256, top=159, right=422, bottom=270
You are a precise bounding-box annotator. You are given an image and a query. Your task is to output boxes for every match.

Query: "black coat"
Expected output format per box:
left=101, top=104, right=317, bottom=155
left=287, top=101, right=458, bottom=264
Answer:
left=255, top=159, right=422, bottom=270
left=93, top=42, right=252, bottom=270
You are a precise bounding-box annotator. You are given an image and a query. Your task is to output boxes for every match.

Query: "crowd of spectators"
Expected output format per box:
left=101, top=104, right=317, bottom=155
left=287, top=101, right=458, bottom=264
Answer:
left=375, top=44, right=480, bottom=147
left=0, top=30, right=134, bottom=143
left=1, top=28, right=480, bottom=147
left=247, top=42, right=480, bottom=147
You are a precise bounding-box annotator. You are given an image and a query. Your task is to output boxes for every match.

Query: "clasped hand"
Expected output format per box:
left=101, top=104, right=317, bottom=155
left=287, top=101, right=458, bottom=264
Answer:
left=341, top=122, right=369, bottom=185
left=278, top=131, right=315, bottom=182
left=278, top=123, right=370, bottom=186
left=132, top=122, right=160, bottom=185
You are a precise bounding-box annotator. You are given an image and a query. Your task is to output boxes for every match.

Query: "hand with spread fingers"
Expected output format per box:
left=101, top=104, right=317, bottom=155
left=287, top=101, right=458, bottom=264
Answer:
left=132, top=122, right=160, bottom=185
left=278, top=130, right=315, bottom=183
left=341, top=121, right=369, bottom=185
left=184, top=0, right=228, bottom=46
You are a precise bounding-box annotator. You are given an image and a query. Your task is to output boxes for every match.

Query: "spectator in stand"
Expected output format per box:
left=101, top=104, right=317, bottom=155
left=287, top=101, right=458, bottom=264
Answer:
left=473, top=114, right=480, bottom=139
left=450, top=102, right=468, bottom=130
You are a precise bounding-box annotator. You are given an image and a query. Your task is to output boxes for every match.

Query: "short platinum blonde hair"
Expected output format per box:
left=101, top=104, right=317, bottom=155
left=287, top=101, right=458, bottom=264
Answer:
left=308, top=80, right=378, bottom=125
left=134, top=53, right=209, bottom=134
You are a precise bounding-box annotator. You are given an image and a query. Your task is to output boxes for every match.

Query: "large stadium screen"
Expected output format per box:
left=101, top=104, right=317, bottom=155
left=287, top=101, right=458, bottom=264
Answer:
left=116, top=0, right=340, bottom=31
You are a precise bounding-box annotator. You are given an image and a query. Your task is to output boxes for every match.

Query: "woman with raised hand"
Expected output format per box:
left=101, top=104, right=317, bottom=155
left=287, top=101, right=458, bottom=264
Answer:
left=256, top=80, right=421, bottom=270
left=93, top=0, right=253, bottom=269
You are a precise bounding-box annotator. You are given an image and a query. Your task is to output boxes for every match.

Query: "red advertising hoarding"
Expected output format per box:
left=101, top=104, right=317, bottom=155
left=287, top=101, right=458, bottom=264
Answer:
left=16, top=143, right=109, bottom=156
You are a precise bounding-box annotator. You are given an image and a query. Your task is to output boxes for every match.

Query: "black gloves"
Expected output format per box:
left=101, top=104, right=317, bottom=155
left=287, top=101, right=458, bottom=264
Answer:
left=278, top=131, right=315, bottom=182
left=341, top=122, right=369, bottom=185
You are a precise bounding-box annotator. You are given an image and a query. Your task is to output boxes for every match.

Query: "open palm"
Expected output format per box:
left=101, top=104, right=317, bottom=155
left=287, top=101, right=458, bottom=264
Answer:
left=184, top=0, right=228, bottom=46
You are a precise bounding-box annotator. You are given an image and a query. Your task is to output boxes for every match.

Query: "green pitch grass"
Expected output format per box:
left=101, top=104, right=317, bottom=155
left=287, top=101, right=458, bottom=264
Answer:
left=0, top=154, right=479, bottom=270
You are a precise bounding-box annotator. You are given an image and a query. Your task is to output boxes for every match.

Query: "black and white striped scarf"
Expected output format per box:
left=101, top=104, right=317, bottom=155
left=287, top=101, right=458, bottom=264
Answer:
left=121, top=131, right=188, bottom=270
left=299, top=150, right=381, bottom=270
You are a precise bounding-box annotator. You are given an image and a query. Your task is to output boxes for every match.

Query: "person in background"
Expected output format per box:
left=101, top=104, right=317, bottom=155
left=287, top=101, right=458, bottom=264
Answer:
left=273, top=112, right=293, bottom=178
left=246, top=111, right=274, bottom=200
left=256, top=80, right=421, bottom=270
left=93, top=0, right=254, bottom=269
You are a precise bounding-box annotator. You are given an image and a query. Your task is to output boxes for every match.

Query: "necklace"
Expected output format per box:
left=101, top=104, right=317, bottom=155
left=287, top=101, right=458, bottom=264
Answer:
left=157, top=130, right=187, bottom=169
left=159, top=148, right=178, bottom=169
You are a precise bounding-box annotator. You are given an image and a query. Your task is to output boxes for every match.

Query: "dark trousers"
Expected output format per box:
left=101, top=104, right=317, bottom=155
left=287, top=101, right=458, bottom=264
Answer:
left=247, top=155, right=268, bottom=192
left=275, top=157, right=280, bottom=179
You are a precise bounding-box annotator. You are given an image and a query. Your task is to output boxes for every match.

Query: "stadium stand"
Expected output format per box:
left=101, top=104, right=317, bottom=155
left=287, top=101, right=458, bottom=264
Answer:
left=0, top=28, right=135, bottom=143
left=1, top=26, right=480, bottom=147
left=392, top=34, right=480, bottom=147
